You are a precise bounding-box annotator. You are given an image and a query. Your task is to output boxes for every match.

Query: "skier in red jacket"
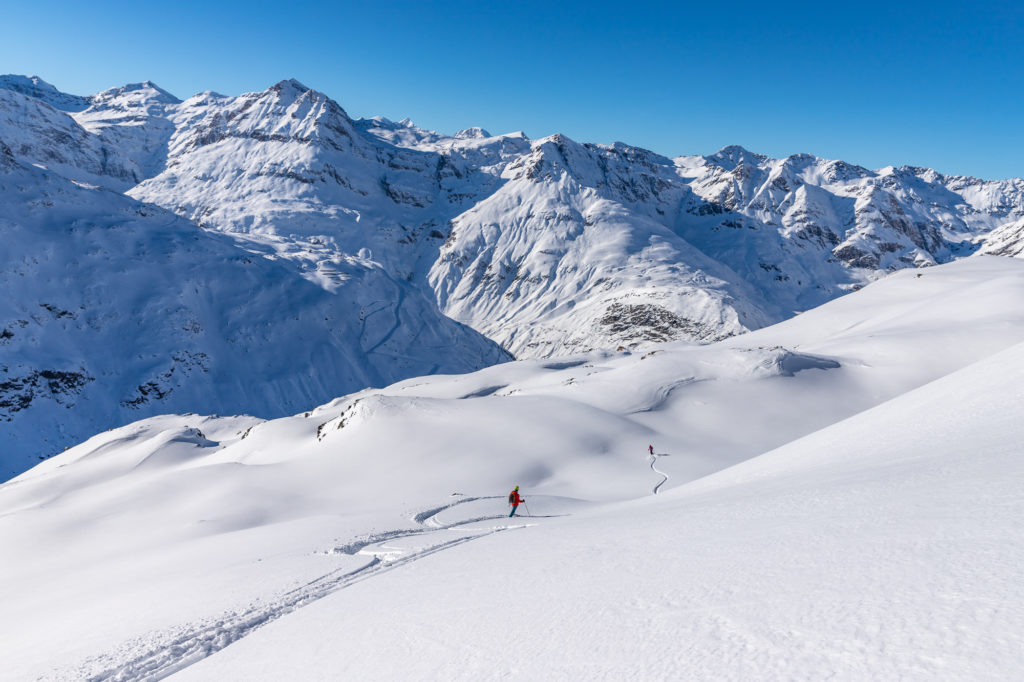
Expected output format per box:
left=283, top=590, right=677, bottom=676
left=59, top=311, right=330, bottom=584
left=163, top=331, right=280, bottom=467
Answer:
left=508, top=486, right=525, bottom=517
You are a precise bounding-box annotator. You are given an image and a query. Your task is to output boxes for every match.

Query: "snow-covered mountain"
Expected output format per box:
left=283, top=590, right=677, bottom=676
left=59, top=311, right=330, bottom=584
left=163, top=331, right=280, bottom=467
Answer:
left=117, top=78, right=1024, bottom=348
left=3, top=257, right=1022, bottom=680
left=2, top=74, right=1023, bottom=473
left=675, top=147, right=1024, bottom=312
left=0, top=109, right=508, bottom=475
left=125, top=80, right=775, bottom=356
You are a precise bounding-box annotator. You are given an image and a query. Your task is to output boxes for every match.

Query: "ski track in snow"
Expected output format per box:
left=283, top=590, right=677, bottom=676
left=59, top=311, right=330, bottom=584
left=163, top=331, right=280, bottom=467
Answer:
left=76, top=495, right=533, bottom=682
left=649, top=453, right=669, bottom=495
left=365, top=287, right=406, bottom=355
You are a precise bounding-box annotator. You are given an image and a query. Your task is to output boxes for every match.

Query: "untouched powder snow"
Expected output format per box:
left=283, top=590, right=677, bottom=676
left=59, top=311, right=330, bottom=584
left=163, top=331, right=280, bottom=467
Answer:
left=1, top=257, right=1023, bottom=680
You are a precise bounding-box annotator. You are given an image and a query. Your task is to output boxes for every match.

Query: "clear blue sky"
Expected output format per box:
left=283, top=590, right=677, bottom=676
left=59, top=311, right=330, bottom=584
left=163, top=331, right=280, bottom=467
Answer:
left=3, top=0, right=1021, bottom=179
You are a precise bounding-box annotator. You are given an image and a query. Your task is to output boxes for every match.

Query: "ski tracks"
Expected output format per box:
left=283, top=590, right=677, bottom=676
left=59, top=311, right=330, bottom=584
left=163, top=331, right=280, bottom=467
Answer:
left=81, top=496, right=528, bottom=681
left=649, top=453, right=669, bottom=495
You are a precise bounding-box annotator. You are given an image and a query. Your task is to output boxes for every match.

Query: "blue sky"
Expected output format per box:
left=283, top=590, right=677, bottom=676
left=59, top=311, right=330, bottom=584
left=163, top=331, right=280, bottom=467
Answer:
left=3, top=0, right=1021, bottom=179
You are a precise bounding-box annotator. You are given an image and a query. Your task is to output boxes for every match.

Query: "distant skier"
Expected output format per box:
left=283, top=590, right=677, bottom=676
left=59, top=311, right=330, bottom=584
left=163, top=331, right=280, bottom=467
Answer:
left=648, top=444, right=654, bottom=456
left=508, top=486, right=525, bottom=517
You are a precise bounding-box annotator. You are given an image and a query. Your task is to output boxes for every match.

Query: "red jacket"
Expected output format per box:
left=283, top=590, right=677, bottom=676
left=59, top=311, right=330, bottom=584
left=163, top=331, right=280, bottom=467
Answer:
left=510, top=490, right=524, bottom=506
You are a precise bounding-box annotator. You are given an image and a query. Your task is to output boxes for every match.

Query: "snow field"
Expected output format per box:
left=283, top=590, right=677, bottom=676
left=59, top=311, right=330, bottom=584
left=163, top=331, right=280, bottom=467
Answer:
left=1, top=257, right=1023, bottom=679
left=179, top=341, right=1024, bottom=681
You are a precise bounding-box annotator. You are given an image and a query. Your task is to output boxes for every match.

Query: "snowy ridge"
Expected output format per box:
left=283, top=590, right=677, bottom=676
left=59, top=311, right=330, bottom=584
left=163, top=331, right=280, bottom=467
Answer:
left=674, top=148, right=1024, bottom=311
left=0, top=74, right=91, bottom=112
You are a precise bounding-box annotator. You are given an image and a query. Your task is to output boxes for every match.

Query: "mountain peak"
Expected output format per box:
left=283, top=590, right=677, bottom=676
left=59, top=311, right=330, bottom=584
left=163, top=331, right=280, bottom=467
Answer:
left=92, top=81, right=181, bottom=105
left=454, top=126, right=491, bottom=140
left=270, top=79, right=311, bottom=96
left=0, top=74, right=91, bottom=111
left=717, top=144, right=759, bottom=158
left=1, top=74, right=58, bottom=92
left=708, top=144, right=769, bottom=171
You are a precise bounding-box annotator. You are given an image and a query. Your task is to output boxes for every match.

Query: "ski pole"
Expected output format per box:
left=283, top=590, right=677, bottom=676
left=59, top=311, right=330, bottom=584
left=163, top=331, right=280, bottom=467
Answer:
left=523, top=501, right=532, bottom=517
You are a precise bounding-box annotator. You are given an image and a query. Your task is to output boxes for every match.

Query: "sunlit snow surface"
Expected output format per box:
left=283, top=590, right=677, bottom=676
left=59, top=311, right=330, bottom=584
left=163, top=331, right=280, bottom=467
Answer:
left=2, top=257, right=1022, bottom=680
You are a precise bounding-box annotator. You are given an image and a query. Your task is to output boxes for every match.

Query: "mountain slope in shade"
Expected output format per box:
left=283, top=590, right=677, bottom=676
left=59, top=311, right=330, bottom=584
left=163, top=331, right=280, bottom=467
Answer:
left=0, top=88, right=140, bottom=190
left=0, top=151, right=509, bottom=476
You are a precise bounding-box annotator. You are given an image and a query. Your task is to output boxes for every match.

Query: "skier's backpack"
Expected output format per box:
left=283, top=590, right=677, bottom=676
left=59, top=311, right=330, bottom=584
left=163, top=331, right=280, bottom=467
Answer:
left=508, top=491, right=516, bottom=505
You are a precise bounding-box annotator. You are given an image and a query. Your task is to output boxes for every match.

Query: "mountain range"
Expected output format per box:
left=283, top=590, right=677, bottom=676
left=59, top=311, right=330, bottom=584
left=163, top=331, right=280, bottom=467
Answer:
left=1, top=73, right=1022, bottom=474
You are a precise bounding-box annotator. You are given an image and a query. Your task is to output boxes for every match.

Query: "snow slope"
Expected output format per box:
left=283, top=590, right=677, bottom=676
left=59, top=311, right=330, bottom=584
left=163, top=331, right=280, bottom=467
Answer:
left=1, top=257, right=1022, bottom=680
left=0, top=151, right=508, bottom=476
left=182, top=338, right=1024, bottom=681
